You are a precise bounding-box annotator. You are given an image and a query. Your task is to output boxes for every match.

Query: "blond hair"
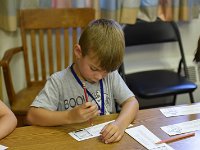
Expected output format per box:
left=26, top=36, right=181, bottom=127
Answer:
left=79, top=19, right=125, bottom=72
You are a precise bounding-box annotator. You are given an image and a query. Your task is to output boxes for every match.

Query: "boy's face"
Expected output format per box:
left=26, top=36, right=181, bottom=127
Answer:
left=74, top=45, right=108, bottom=83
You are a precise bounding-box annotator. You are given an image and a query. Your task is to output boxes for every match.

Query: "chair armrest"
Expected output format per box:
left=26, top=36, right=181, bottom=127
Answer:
left=1, top=47, right=23, bottom=65
left=0, top=46, right=23, bottom=105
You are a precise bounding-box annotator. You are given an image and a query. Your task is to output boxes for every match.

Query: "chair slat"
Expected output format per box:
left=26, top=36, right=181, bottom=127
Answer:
left=30, top=30, right=38, bottom=81
left=39, top=30, right=46, bottom=80
left=21, top=29, right=31, bottom=85
left=47, top=29, right=54, bottom=75
left=72, top=28, right=77, bottom=62
left=56, top=29, right=61, bottom=71
left=64, top=29, right=69, bottom=67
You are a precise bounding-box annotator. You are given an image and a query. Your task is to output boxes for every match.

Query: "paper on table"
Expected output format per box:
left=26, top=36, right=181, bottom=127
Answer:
left=125, top=125, right=174, bottom=150
left=161, top=119, right=200, bottom=136
left=0, top=145, right=8, bottom=150
left=69, top=120, right=133, bottom=141
left=160, top=103, right=200, bottom=117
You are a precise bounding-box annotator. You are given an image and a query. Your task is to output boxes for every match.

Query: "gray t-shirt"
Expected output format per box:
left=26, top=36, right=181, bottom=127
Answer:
left=31, top=66, right=134, bottom=114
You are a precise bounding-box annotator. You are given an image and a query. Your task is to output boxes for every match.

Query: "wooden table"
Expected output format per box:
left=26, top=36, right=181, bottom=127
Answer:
left=0, top=106, right=200, bottom=150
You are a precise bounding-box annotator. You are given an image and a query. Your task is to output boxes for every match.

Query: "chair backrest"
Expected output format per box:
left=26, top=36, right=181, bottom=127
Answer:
left=123, top=20, right=189, bottom=78
left=20, top=8, right=95, bottom=86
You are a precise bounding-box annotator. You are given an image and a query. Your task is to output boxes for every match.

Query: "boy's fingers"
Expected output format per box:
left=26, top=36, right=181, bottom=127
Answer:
left=105, top=133, right=122, bottom=144
left=84, top=103, right=99, bottom=114
left=83, top=102, right=92, bottom=108
left=87, top=107, right=100, bottom=118
left=103, top=128, right=115, bottom=140
left=83, top=102, right=98, bottom=109
left=82, top=105, right=99, bottom=118
left=100, top=124, right=108, bottom=134
left=100, top=129, right=105, bottom=135
left=113, top=135, right=122, bottom=142
left=101, top=124, right=113, bottom=138
left=90, top=105, right=99, bottom=112
left=78, top=102, right=99, bottom=121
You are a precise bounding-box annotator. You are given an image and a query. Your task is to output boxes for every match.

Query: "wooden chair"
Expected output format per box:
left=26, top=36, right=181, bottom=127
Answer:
left=0, top=8, right=95, bottom=126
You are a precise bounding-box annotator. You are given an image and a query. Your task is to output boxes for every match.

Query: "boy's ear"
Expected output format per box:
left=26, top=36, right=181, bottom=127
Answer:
left=74, top=44, right=82, bottom=59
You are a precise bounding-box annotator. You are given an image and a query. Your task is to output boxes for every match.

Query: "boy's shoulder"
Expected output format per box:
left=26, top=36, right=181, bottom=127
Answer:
left=103, top=70, right=121, bottom=82
left=50, top=66, right=72, bottom=80
left=107, top=70, right=119, bottom=78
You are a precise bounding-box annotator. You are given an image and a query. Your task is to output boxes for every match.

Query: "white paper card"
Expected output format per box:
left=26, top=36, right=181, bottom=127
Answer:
left=161, top=119, right=200, bottom=136
left=0, top=145, right=8, bottom=150
left=160, top=104, right=200, bottom=117
left=125, top=125, right=174, bottom=150
left=69, top=120, right=133, bottom=141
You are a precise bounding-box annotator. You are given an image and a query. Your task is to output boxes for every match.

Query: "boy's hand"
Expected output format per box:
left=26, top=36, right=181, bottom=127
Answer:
left=100, top=121, right=125, bottom=144
left=68, top=102, right=100, bottom=123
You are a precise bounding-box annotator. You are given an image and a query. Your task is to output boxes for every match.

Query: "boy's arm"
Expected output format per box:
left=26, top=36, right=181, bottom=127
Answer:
left=0, top=101, right=17, bottom=139
left=27, top=102, right=100, bottom=126
left=100, top=96, right=139, bottom=143
left=27, top=107, right=71, bottom=126
left=115, top=96, right=139, bottom=129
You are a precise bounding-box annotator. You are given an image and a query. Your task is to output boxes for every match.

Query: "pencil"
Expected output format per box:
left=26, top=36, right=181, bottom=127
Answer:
left=155, top=132, right=195, bottom=144
left=83, top=83, right=88, bottom=102
left=83, top=83, right=93, bottom=126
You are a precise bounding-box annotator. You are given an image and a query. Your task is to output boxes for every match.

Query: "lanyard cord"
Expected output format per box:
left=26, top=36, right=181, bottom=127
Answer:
left=70, top=64, right=104, bottom=115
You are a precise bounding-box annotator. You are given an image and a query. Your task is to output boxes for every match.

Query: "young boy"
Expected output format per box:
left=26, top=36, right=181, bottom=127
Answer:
left=27, top=19, right=139, bottom=144
left=0, top=100, right=17, bottom=139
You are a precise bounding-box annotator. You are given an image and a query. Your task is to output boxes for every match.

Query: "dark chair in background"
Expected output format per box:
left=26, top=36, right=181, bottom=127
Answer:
left=121, top=20, right=197, bottom=109
left=0, top=8, right=95, bottom=126
left=118, top=63, right=126, bottom=82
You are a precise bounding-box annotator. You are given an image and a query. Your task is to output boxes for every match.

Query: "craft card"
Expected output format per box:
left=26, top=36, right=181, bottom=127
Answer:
left=125, top=125, right=174, bottom=150
left=161, top=119, right=200, bottom=136
left=0, top=145, right=8, bottom=150
left=69, top=120, right=133, bottom=141
left=160, top=104, right=200, bottom=117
